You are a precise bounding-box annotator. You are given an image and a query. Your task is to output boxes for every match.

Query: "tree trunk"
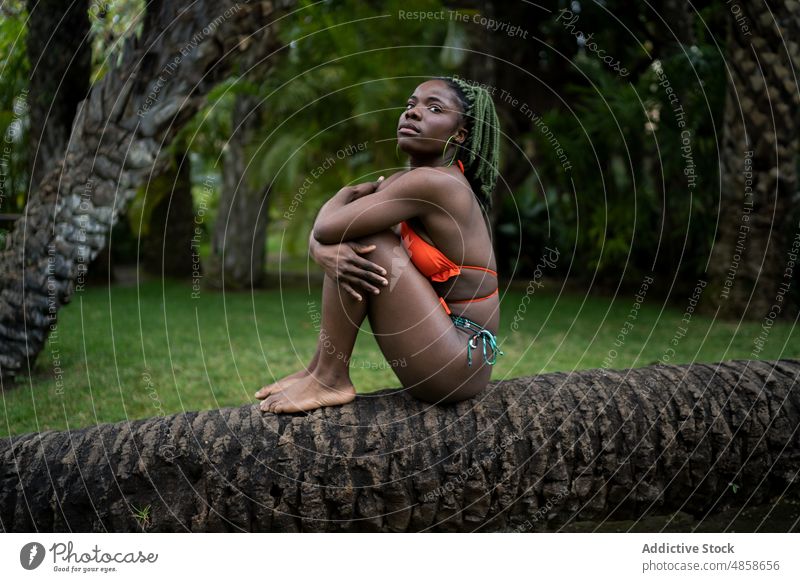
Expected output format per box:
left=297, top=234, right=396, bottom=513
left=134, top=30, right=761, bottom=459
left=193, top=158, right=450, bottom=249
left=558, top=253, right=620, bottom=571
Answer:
left=205, top=92, right=271, bottom=290
left=141, top=147, right=195, bottom=278
left=0, top=0, right=295, bottom=382
left=1, top=359, right=798, bottom=532
left=706, top=2, right=800, bottom=320
left=26, top=0, right=91, bottom=191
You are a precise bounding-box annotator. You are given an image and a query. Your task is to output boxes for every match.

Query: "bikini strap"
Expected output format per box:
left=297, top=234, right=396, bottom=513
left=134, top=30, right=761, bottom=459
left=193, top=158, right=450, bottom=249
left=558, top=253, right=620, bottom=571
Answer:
left=457, top=159, right=464, bottom=174
left=460, top=265, right=497, bottom=276
left=447, top=288, right=499, bottom=304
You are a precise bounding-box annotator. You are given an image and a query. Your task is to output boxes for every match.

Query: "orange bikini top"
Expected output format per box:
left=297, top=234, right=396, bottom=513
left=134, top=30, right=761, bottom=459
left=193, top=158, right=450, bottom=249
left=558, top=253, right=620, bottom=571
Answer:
left=399, top=159, right=498, bottom=285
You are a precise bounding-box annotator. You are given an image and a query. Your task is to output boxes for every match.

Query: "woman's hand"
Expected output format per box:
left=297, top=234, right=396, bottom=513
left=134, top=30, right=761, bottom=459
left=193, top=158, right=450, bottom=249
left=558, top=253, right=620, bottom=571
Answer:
left=308, top=173, right=399, bottom=299
left=342, top=176, right=385, bottom=202
left=311, top=238, right=389, bottom=301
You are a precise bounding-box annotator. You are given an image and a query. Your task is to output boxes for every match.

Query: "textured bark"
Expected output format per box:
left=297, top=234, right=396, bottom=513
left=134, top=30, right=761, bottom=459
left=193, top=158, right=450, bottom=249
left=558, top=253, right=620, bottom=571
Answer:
left=706, top=2, right=800, bottom=319
left=26, top=0, right=91, bottom=191
left=1, top=359, right=798, bottom=532
left=0, top=0, right=295, bottom=381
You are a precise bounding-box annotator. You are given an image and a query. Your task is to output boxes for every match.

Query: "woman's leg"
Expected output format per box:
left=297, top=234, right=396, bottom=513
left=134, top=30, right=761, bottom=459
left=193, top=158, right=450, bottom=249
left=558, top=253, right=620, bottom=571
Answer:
left=259, top=272, right=370, bottom=412
left=261, top=228, right=490, bottom=414
left=256, top=263, right=380, bottom=399
left=360, top=230, right=492, bottom=403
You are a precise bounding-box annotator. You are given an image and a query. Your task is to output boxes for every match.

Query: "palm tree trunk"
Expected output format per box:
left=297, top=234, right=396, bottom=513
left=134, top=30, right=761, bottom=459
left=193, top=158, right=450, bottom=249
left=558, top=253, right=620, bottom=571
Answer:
left=2, top=359, right=798, bottom=532
left=141, top=147, right=195, bottom=278
left=0, top=0, right=295, bottom=382
left=706, top=1, right=800, bottom=319
left=26, top=0, right=91, bottom=191
left=205, top=93, right=271, bottom=290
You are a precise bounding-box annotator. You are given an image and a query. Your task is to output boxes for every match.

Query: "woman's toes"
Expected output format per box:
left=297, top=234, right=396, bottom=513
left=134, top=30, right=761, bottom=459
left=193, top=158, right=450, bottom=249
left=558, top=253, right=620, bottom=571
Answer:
left=264, top=393, right=285, bottom=412
left=256, top=384, right=278, bottom=399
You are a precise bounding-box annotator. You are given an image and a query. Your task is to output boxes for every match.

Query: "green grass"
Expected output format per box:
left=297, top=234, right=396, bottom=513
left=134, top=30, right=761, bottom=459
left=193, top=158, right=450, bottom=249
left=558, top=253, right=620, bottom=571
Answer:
left=2, top=278, right=797, bottom=438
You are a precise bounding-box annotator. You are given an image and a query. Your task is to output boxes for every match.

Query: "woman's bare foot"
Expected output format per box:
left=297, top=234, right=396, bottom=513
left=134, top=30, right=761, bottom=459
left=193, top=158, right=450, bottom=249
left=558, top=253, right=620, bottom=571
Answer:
left=259, top=371, right=356, bottom=414
left=255, top=368, right=312, bottom=400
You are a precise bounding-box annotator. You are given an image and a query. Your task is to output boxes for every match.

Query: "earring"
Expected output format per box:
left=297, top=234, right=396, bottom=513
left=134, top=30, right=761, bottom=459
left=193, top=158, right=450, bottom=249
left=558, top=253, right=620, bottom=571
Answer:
left=442, top=135, right=459, bottom=166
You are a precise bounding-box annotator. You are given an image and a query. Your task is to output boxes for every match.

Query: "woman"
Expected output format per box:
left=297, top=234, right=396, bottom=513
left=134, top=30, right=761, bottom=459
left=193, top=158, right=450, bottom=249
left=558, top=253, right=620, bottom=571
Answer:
left=256, top=76, right=503, bottom=414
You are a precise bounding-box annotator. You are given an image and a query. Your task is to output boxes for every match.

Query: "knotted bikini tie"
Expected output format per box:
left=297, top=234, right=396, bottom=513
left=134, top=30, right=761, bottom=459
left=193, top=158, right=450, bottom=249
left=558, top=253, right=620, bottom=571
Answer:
left=450, top=314, right=505, bottom=366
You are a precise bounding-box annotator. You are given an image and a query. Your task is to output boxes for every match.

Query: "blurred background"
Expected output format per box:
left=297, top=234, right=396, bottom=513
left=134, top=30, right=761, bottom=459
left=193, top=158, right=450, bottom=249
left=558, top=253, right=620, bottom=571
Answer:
left=1, top=0, right=798, bottom=436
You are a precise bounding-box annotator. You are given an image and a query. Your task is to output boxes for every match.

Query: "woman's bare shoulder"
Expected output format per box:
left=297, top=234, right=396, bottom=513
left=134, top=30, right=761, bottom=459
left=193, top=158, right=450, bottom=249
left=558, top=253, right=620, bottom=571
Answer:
left=377, top=167, right=472, bottom=217
left=384, top=166, right=469, bottom=194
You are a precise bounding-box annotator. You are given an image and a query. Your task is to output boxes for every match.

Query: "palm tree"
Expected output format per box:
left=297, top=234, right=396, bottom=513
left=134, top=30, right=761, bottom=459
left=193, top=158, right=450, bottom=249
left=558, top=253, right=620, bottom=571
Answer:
left=2, top=358, right=797, bottom=532
left=26, top=0, right=91, bottom=190
left=0, top=0, right=296, bottom=382
left=706, top=1, right=800, bottom=319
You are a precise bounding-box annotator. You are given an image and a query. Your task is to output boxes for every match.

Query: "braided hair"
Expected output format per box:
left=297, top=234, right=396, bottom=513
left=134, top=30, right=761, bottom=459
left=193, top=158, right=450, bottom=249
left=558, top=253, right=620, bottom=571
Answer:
left=434, top=75, right=501, bottom=212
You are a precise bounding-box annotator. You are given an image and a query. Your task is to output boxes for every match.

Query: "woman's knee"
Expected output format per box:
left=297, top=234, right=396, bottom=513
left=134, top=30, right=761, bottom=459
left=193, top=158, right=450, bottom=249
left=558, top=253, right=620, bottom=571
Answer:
left=354, top=229, right=394, bottom=244
left=354, top=229, right=403, bottom=264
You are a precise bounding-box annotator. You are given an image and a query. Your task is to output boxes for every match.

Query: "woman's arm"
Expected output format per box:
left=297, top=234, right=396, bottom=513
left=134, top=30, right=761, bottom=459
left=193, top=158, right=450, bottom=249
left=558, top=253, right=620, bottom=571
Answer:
left=308, top=223, right=389, bottom=300
left=315, top=185, right=360, bottom=224
left=313, top=168, right=454, bottom=245
left=314, top=171, right=404, bottom=223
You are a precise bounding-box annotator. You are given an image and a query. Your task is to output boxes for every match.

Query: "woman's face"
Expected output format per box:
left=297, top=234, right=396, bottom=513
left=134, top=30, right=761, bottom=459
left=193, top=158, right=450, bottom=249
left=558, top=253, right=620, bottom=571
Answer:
left=397, top=80, right=466, bottom=159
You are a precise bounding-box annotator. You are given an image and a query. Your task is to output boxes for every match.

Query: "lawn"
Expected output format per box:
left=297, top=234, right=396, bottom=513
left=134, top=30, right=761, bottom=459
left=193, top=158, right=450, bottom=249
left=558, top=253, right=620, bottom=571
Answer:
left=2, top=276, right=797, bottom=438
